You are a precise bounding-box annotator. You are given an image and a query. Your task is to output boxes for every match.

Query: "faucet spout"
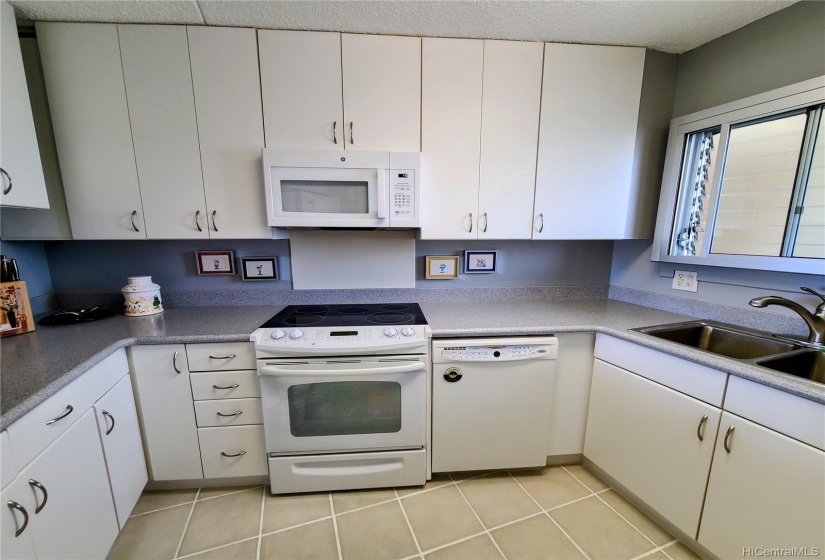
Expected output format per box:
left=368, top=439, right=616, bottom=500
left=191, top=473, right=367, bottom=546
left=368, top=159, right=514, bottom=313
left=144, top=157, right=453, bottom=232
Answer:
left=749, top=294, right=825, bottom=344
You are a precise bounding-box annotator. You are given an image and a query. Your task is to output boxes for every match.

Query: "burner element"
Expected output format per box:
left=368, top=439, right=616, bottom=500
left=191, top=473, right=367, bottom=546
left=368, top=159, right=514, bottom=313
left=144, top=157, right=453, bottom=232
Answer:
left=367, top=312, right=414, bottom=325
left=380, top=304, right=409, bottom=312
left=337, top=307, right=369, bottom=315
left=295, top=306, right=330, bottom=315
left=284, top=315, right=324, bottom=326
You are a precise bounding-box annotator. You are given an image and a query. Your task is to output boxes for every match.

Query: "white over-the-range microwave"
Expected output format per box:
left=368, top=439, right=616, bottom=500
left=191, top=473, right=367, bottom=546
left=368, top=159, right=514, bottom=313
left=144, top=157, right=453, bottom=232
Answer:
left=262, top=149, right=420, bottom=229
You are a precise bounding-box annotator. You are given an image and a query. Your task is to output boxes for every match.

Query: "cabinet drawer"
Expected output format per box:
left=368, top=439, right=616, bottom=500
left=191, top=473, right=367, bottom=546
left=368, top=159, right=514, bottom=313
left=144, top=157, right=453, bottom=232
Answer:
left=198, top=425, right=267, bottom=478
left=185, top=342, right=255, bottom=371
left=194, top=398, right=263, bottom=428
left=7, top=349, right=128, bottom=467
left=190, top=370, right=260, bottom=400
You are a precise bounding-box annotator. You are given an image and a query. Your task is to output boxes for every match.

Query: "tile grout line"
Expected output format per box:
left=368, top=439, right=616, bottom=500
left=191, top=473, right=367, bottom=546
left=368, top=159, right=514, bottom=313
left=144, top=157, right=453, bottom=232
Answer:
left=394, top=488, right=425, bottom=559
left=176, top=535, right=259, bottom=560
left=174, top=487, right=201, bottom=559
left=631, top=539, right=680, bottom=560
left=260, top=515, right=335, bottom=538
left=561, top=465, right=607, bottom=494
left=197, top=486, right=264, bottom=502
left=451, top=476, right=509, bottom=560
left=130, top=500, right=196, bottom=518
left=329, top=493, right=343, bottom=560
left=256, top=487, right=266, bottom=560
left=659, top=539, right=682, bottom=560
left=592, top=490, right=662, bottom=550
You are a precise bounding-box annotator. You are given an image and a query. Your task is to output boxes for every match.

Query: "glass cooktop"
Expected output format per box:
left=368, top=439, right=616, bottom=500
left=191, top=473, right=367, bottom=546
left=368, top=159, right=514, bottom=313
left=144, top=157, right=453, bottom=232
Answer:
left=259, top=303, right=428, bottom=329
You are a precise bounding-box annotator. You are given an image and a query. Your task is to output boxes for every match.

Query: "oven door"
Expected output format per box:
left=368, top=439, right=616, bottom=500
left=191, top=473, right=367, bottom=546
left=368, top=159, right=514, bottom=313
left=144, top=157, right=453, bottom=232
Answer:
left=258, top=356, right=427, bottom=455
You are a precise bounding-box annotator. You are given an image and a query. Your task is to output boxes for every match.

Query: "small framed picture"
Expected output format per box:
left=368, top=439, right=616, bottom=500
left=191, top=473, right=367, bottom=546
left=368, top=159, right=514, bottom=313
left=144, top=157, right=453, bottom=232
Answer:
left=240, top=257, right=278, bottom=281
left=464, top=250, right=497, bottom=273
left=195, top=250, right=235, bottom=275
left=425, top=256, right=460, bottom=279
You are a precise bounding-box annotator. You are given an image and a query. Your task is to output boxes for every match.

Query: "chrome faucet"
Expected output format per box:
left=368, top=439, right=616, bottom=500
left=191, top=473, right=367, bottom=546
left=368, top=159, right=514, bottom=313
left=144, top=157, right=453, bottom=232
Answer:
left=749, top=287, right=825, bottom=345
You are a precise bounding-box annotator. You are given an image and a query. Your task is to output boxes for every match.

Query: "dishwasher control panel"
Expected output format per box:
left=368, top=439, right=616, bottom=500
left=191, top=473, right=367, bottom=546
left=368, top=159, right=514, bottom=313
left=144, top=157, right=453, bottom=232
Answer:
left=432, top=337, right=558, bottom=363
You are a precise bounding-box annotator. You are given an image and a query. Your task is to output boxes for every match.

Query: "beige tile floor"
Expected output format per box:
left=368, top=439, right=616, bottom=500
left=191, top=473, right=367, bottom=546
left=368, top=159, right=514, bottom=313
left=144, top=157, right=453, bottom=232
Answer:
left=107, top=465, right=702, bottom=560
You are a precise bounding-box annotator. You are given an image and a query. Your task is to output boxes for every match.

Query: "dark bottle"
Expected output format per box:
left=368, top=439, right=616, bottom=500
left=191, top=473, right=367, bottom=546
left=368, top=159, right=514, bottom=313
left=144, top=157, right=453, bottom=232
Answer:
left=0, top=255, right=20, bottom=282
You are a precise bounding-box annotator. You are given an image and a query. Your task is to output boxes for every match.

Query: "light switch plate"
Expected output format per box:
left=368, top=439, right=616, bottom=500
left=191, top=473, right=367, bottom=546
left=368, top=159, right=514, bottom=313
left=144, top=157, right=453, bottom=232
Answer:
left=672, top=270, right=698, bottom=292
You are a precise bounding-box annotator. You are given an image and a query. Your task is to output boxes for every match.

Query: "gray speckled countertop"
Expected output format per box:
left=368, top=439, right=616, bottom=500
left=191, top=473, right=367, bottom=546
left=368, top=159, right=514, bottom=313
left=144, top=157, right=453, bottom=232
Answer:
left=2, top=299, right=823, bottom=431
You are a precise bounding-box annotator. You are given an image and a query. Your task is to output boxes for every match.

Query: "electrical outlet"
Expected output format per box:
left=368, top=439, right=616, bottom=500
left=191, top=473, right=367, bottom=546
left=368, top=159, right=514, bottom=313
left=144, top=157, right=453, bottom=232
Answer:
left=672, top=270, right=699, bottom=292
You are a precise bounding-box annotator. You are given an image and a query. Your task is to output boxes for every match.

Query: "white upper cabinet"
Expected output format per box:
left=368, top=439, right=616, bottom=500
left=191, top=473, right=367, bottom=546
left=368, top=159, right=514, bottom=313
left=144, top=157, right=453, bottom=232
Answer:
left=341, top=34, right=421, bottom=152
left=36, top=22, right=146, bottom=238
left=118, top=25, right=208, bottom=239
left=534, top=44, right=645, bottom=239
left=421, top=38, right=543, bottom=240
left=259, top=30, right=344, bottom=150
left=188, top=26, right=271, bottom=239
left=420, top=38, right=483, bottom=240
left=0, top=0, right=48, bottom=209
left=478, top=40, right=543, bottom=240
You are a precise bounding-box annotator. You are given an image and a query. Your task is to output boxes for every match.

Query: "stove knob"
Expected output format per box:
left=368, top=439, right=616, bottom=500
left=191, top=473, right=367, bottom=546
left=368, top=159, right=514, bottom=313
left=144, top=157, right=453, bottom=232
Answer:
left=383, top=327, right=398, bottom=338
left=271, top=329, right=286, bottom=340
left=289, top=329, right=304, bottom=340
left=401, top=327, right=415, bottom=337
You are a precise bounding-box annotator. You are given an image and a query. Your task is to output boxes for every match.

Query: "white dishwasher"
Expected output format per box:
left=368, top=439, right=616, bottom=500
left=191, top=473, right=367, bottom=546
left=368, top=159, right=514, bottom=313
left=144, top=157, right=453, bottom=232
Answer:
left=431, top=336, right=558, bottom=472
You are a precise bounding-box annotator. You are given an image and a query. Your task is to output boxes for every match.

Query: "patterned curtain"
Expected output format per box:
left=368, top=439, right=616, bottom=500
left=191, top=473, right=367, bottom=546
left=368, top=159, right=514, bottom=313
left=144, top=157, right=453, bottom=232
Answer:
left=676, top=132, right=714, bottom=256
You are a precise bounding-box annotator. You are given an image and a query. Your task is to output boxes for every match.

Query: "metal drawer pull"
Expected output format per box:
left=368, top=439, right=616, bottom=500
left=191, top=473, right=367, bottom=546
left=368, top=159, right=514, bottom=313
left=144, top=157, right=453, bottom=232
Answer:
left=217, top=411, right=243, bottom=417
left=208, top=354, right=236, bottom=359
left=211, top=210, right=218, bottom=232
left=45, top=405, right=73, bottom=425
left=102, top=410, right=116, bottom=435
left=538, top=213, right=544, bottom=233
left=130, top=210, right=140, bottom=232
left=696, top=414, right=708, bottom=441
left=333, top=121, right=337, bottom=144
left=1, top=168, right=12, bottom=195
left=221, top=450, right=246, bottom=458
left=28, top=479, right=48, bottom=513
left=723, top=425, right=735, bottom=453
left=349, top=121, right=354, bottom=145
left=173, top=351, right=181, bottom=374
left=195, top=210, right=202, bottom=232
left=468, top=212, right=473, bottom=233
left=213, top=384, right=240, bottom=390
left=482, top=212, right=488, bottom=233
left=7, top=501, right=28, bottom=537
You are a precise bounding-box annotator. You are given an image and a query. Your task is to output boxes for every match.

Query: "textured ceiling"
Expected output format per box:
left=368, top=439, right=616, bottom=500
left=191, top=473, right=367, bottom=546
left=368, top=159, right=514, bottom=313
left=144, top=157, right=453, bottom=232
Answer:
left=10, top=0, right=798, bottom=54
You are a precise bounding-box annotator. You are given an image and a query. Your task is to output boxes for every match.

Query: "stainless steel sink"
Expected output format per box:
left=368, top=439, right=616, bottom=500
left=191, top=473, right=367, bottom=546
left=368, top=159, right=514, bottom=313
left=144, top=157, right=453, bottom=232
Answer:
left=633, top=321, right=798, bottom=360
left=757, top=350, right=825, bottom=384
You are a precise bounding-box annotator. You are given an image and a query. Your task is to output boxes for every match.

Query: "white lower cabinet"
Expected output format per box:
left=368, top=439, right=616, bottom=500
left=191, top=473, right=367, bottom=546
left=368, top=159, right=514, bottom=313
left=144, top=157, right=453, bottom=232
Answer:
left=198, top=425, right=268, bottom=479
left=2, top=477, right=37, bottom=560
left=698, top=412, right=825, bottom=559
left=584, top=359, right=721, bottom=537
left=93, top=375, right=148, bottom=529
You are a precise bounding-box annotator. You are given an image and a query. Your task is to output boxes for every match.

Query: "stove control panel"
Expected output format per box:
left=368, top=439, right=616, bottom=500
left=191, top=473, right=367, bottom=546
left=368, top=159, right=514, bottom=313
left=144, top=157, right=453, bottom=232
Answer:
left=252, top=325, right=431, bottom=355
left=437, top=343, right=557, bottom=361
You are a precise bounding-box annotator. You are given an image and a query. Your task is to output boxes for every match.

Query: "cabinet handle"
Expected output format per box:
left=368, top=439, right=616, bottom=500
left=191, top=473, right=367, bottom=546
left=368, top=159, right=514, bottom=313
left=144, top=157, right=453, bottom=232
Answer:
left=130, top=210, right=140, bottom=232
left=221, top=450, right=246, bottom=458
left=482, top=212, right=488, bottom=233
left=723, top=425, right=735, bottom=453
left=195, top=210, right=202, bottom=232
left=102, top=410, right=116, bottom=435
left=696, top=414, right=708, bottom=441
left=28, top=479, right=48, bottom=513
left=217, top=410, right=243, bottom=417
left=349, top=122, right=354, bottom=145
left=538, top=213, right=544, bottom=233
left=211, top=210, right=218, bottom=232
left=333, top=121, right=337, bottom=145
left=208, top=354, right=236, bottom=360
left=468, top=212, right=473, bottom=233
left=1, top=167, right=12, bottom=195
left=45, top=405, right=73, bottom=425
left=173, top=351, right=181, bottom=374
left=7, top=501, right=28, bottom=537
left=213, top=384, right=240, bottom=390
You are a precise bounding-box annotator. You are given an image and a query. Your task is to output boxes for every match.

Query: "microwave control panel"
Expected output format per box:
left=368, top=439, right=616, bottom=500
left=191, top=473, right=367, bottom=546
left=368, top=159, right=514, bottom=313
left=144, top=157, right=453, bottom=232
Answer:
left=390, top=170, right=415, bottom=218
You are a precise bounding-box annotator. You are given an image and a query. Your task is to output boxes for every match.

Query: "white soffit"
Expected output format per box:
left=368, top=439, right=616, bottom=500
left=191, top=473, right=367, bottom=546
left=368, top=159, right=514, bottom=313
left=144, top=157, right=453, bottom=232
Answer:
left=10, top=0, right=798, bottom=54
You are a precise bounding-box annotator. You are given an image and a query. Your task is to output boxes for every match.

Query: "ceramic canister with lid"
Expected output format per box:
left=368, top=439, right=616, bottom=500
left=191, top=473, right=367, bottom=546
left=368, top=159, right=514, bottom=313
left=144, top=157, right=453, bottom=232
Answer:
left=121, top=276, right=163, bottom=316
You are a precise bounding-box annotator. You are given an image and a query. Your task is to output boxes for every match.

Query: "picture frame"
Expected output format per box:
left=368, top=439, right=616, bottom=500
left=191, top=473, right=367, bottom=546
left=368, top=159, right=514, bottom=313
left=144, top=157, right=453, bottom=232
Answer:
left=464, top=250, right=498, bottom=273
left=425, top=256, right=460, bottom=279
left=240, top=256, right=279, bottom=281
left=195, top=250, right=235, bottom=275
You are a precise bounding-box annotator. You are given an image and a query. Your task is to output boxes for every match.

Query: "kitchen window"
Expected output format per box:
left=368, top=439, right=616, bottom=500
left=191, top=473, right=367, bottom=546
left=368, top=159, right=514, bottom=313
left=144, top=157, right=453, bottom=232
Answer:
left=653, top=76, right=825, bottom=274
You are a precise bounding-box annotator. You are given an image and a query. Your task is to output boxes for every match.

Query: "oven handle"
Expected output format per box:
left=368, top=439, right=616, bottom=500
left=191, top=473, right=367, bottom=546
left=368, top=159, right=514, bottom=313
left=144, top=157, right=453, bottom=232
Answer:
left=259, top=362, right=425, bottom=377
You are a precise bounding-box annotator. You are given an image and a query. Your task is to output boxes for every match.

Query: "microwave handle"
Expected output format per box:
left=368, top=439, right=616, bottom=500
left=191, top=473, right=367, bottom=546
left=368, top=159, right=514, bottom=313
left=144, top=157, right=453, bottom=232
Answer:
left=376, top=169, right=387, bottom=219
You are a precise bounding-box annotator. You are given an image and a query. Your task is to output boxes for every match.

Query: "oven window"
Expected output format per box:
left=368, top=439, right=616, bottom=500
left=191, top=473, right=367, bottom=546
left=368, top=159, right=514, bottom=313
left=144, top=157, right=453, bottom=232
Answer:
left=280, top=180, right=369, bottom=214
left=287, top=381, right=402, bottom=437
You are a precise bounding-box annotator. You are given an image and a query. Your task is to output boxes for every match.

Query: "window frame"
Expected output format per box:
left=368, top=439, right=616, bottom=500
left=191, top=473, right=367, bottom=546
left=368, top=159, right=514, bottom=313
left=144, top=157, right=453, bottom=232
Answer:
left=651, top=76, right=825, bottom=274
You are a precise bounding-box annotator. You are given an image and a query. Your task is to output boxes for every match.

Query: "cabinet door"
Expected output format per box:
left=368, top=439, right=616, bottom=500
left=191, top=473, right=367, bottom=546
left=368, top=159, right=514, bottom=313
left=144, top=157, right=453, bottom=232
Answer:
left=699, top=412, right=825, bottom=559
left=341, top=34, right=421, bottom=152
left=259, top=30, right=343, bottom=150
left=420, top=38, right=483, bottom=240
left=129, top=345, right=203, bottom=481
left=584, top=359, right=721, bottom=537
left=188, top=26, right=271, bottom=239
left=118, top=25, right=208, bottom=239
left=478, top=40, right=543, bottom=240
left=0, top=1, right=48, bottom=209
left=94, top=374, right=148, bottom=529
left=22, top=410, right=119, bottom=560
left=1, top=477, right=37, bottom=560
left=534, top=44, right=644, bottom=239
left=36, top=22, right=145, bottom=239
